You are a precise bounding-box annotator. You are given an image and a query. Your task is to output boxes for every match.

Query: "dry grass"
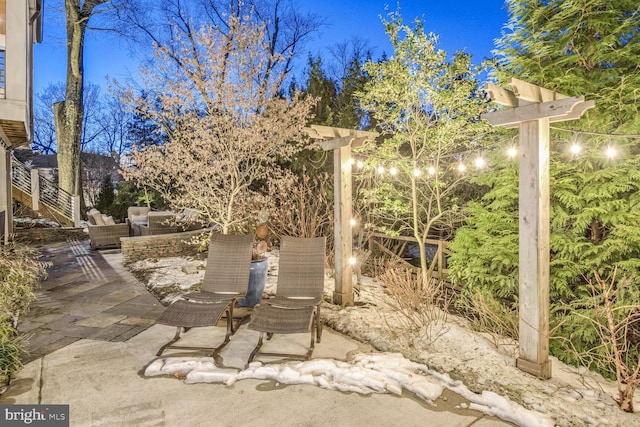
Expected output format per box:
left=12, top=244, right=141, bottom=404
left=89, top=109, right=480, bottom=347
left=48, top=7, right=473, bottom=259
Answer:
left=370, top=257, right=449, bottom=346
left=574, top=269, right=640, bottom=413
left=457, top=290, right=519, bottom=357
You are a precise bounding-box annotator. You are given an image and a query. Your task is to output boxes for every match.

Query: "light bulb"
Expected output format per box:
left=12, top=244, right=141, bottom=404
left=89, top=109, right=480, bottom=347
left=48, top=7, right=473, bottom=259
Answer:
left=389, top=167, right=398, bottom=175
left=427, top=166, right=436, bottom=175
left=457, top=163, right=466, bottom=172
left=507, top=146, right=517, bottom=158
left=377, top=166, right=385, bottom=174
left=606, top=147, right=616, bottom=158
left=570, top=144, right=581, bottom=155
left=412, top=168, right=421, bottom=177
left=474, top=157, right=485, bottom=168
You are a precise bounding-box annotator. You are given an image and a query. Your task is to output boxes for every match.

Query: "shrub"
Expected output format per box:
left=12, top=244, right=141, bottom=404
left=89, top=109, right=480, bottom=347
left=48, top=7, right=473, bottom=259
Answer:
left=371, top=258, right=448, bottom=345
left=0, top=318, right=26, bottom=383
left=0, top=242, right=48, bottom=381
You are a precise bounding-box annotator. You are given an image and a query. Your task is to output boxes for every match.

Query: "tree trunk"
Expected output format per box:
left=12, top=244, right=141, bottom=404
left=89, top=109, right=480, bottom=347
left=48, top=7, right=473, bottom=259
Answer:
left=54, top=100, right=81, bottom=197
left=55, top=0, right=89, bottom=197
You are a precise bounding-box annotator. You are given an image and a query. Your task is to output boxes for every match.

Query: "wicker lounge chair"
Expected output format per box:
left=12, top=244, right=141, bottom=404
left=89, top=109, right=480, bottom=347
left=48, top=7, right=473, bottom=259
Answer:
left=86, top=208, right=129, bottom=249
left=137, top=211, right=177, bottom=236
left=155, top=233, right=254, bottom=359
left=127, top=206, right=150, bottom=236
left=246, top=236, right=326, bottom=366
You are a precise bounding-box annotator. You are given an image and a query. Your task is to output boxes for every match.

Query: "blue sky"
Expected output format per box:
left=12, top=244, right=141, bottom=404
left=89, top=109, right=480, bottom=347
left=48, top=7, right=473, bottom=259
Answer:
left=33, top=0, right=510, bottom=94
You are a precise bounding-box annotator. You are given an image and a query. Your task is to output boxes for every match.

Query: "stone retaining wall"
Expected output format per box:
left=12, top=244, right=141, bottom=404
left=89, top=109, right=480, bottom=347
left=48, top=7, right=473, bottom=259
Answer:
left=121, top=229, right=210, bottom=265
left=14, top=227, right=88, bottom=245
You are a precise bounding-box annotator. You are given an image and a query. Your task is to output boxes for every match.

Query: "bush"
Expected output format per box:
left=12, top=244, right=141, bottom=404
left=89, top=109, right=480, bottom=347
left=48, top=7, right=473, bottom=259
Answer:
left=0, top=318, right=26, bottom=383
left=0, top=242, right=48, bottom=381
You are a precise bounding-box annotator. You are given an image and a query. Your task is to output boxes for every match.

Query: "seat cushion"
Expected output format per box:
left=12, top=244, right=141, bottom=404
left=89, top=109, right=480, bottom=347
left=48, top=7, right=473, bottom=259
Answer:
left=130, top=214, right=147, bottom=225
left=90, top=210, right=106, bottom=226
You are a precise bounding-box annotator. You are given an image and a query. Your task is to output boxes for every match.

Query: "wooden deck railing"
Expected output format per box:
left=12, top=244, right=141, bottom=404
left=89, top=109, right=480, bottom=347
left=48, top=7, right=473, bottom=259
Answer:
left=367, top=232, right=451, bottom=282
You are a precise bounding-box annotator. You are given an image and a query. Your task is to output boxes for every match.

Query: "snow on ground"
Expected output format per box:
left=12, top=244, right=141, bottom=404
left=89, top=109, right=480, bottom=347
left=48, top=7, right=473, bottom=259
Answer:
left=131, top=251, right=640, bottom=427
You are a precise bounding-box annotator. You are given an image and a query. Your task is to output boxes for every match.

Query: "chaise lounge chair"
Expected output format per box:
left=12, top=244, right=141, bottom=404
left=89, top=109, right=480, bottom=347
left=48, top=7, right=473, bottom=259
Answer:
left=246, top=236, right=326, bottom=366
left=155, top=233, right=254, bottom=359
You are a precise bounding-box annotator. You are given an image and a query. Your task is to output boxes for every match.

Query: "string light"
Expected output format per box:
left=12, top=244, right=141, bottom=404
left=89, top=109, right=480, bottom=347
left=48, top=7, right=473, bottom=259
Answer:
left=550, top=127, right=640, bottom=139
left=348, top=127, right=633, bottom=178
left=606, top=146, right=616, bottom=158
left=350, top=218, right=357, bottom=227
left=348, top=257, right=357, bottom=265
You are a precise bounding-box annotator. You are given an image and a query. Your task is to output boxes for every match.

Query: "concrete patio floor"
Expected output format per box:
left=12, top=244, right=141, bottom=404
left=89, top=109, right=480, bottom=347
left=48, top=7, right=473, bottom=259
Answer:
left=0, top=239, right=514, bottom=426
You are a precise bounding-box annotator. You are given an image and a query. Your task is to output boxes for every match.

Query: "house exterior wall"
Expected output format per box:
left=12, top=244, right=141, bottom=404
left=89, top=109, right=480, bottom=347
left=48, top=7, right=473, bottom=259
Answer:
left=0, top=0, right=41, bottom=147
left=0, top=0, right=41, bottom=242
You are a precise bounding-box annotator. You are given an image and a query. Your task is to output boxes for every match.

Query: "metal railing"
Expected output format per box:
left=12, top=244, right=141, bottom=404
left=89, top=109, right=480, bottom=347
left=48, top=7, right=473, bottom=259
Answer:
left=0, top=48, right=5, bottom=98
left=11, top=158, right=76, bottom=224
left=39, top=173, right=75, bottom=219
left=11, top=159, right=31, bottom=193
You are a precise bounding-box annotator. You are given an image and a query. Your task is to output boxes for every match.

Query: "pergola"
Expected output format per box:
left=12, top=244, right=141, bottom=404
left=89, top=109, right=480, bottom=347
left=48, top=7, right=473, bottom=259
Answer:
left=482, top=78, right=595, bottom=378
left=304, top=125, right=378, bottom=306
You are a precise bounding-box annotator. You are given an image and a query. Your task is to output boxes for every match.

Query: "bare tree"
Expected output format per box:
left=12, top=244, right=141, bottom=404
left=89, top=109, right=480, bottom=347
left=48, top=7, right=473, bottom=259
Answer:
left=34, top=82, right=112, bottom=154
left=34, top=83, right=65, bottom=154
left=117, top=0, right=323, bottom=96
left=97, top=95, right=135, bottom=159
left=116, top=15, right=316, bottom=234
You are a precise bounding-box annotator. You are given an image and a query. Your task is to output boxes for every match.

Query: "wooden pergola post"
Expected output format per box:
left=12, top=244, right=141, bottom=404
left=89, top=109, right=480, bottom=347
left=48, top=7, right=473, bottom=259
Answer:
left=304, top=125, right=378, bottom=306
left=482, top=78, right=594, bottom=379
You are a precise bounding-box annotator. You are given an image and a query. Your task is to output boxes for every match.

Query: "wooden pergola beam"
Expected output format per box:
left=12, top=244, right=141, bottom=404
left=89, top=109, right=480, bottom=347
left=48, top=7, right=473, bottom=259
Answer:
left=483, top=96, right=595, bottom=128
left=509, top=77, right=568, bottom=103
left=304, top=125, right=377, bottom=141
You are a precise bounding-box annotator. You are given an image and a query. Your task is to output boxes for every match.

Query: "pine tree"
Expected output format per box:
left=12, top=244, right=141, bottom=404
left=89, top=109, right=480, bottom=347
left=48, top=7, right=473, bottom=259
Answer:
left=303, top=56, right=337, bottom=126
left=449, top=0, right=640, bottom=367
left=95, top=175, right=115, bottom=215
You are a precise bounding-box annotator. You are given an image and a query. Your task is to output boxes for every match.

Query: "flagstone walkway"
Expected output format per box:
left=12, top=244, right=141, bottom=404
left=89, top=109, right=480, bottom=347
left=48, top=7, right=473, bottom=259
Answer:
left=18, top=240, right=164, bottom=363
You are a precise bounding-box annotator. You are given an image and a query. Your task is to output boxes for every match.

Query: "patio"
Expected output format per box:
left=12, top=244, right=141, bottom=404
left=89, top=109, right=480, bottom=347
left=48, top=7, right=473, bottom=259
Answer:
left=0, top=239, right=513, bottom=426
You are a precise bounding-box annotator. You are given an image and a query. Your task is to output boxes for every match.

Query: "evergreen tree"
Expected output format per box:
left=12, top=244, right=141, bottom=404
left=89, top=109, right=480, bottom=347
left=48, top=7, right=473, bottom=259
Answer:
left=304, top=56, right=338, bottom=126
left=95, top=175, right=115, bottom=215
left=449, top=0, right=640, bottom=367
left=127, top=92, right=167, bottom=148
left=334, top=55, right=372, bottom=130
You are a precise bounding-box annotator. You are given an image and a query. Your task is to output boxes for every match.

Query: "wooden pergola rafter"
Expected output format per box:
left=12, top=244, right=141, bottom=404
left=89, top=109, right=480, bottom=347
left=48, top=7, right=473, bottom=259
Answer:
left=481, top=78, right=595, bottom=379
left=304, top=125, right=378, bottom=306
